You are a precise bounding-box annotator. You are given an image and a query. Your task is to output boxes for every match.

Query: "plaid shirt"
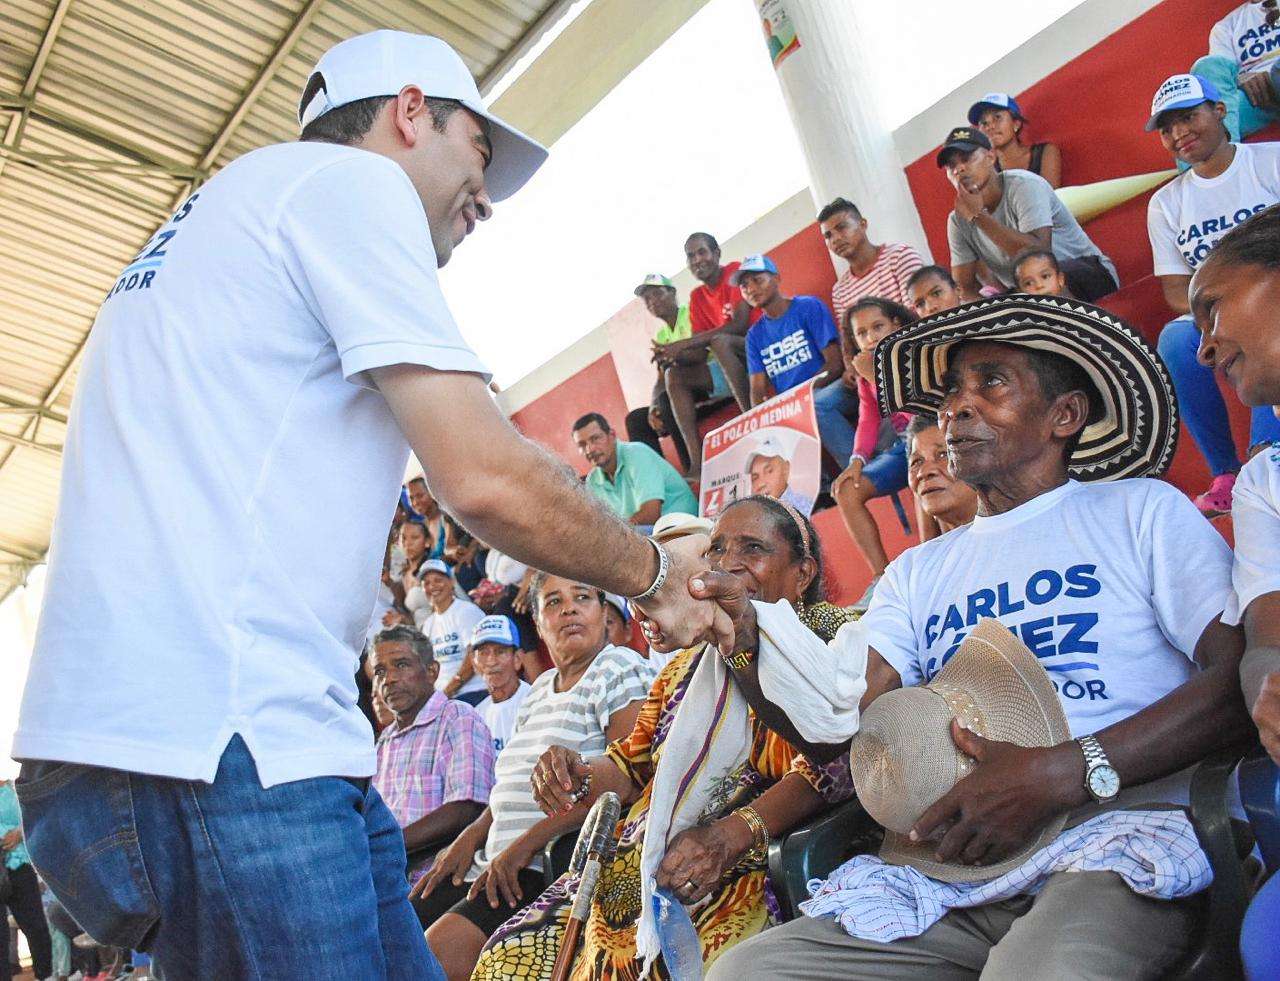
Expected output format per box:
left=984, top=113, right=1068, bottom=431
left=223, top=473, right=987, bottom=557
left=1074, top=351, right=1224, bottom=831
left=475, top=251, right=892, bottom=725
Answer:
left=374, top=691, right=496, bottom=831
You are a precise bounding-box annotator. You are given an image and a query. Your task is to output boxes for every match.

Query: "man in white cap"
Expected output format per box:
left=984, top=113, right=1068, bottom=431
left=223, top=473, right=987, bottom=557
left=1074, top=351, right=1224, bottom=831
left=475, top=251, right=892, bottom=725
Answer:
left=470, top=616, right=531, bottom=754
left=745, top=433, right=814, bottom=514
left=12, top=30, right=730, bottom=979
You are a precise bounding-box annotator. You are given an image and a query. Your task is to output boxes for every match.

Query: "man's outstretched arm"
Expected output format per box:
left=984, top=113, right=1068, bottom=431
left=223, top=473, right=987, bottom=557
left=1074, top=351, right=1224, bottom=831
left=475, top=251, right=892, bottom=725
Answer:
left=371, top=364, right=731, bottom=651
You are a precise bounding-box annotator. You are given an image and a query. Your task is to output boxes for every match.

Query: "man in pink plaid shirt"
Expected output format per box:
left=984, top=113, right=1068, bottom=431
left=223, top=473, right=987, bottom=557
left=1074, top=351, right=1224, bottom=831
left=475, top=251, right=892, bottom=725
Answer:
left=371, top=625, right=496, bottom=881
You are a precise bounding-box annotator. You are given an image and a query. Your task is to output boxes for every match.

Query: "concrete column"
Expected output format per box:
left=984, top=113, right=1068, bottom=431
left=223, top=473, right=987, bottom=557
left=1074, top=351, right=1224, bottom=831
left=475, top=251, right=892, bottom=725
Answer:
left=756, top=0, right=932, bottom=262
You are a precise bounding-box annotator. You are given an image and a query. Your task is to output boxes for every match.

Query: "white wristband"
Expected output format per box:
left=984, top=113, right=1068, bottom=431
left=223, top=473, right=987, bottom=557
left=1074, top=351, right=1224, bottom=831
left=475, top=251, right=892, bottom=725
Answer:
left=629, top=538, right=669, bottom=604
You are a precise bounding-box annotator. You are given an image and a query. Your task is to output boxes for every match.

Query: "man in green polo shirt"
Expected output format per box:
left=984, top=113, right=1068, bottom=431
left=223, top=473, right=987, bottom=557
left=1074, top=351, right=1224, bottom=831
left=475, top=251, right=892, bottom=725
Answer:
left=573, top=412, right=699, bottom=527
left=635, top=273, right=729, bottom=484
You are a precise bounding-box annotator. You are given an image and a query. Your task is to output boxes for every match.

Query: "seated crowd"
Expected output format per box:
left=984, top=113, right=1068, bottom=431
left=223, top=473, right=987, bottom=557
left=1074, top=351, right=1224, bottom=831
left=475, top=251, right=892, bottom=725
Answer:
left=14, top=11, right=1280, bottom=980
left=330, top=22, right=1280, bottom=979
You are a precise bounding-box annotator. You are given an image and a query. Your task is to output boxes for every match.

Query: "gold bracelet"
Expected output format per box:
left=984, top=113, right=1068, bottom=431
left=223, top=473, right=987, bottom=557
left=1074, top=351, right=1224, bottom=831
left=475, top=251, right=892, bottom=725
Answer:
left=733, top=805, right=770, bottom=866
left=721, top=648, right=755, bottom=670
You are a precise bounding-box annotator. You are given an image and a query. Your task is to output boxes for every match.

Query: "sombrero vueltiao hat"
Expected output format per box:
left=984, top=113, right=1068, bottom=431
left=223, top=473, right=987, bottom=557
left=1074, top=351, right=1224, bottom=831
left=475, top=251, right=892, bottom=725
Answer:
left=850, top=618, right=1072, bottom=882
left=874, top=294, right=1178, bottom=481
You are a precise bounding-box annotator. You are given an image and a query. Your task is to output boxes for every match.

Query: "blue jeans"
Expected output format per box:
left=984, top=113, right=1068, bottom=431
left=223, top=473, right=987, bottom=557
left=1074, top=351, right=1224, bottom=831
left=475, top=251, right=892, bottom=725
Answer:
left=1157, top=317, right=1280, bottom=476
left=1243, top=871, right=1280, bottom=980
left=814, top=380, right=859, bottom=468
left=863, top=438, right=909, bottom=495
left=16, top=735, right=445, bottom=980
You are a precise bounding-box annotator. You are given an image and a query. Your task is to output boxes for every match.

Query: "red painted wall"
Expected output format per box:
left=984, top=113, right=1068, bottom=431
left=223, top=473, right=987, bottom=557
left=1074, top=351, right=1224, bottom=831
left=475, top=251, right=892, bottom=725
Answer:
left=509, top=353, right=631, bottom=477
left=902, top=0, right=1253, bottom=498
left=506, top=0, right=1249, bottom=606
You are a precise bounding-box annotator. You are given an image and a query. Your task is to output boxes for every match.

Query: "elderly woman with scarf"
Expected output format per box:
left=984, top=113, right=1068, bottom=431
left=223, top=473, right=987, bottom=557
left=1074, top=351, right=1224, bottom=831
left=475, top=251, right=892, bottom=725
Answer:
left=472, top=495, right=857, bottom=980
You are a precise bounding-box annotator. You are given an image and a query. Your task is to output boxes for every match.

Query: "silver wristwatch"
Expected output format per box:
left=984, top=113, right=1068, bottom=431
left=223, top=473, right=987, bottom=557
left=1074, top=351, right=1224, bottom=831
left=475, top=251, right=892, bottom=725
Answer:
left=1077, top=734, right=1120, bottom=803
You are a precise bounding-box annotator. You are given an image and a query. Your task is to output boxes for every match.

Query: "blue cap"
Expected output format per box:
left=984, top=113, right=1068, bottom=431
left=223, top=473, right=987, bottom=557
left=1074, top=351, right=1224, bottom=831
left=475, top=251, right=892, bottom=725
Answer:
left=471, top=615, right=520, bottom=648
left=729, top=254, right=779, bottom=285
left=1145, top=73, right=1222, bottom=131
left=967, top=92, right=1024, bottom=125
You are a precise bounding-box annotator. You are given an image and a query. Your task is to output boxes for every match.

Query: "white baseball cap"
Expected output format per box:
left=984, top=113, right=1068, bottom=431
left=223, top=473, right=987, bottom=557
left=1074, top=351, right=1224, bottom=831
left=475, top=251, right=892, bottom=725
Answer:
left=471, top=615, right=520, bottom=648
left=651, top=512, right=713, bottom=542
left=743, top=432, right=794, bottom=473
left=298, top=30, right=548, bottom=202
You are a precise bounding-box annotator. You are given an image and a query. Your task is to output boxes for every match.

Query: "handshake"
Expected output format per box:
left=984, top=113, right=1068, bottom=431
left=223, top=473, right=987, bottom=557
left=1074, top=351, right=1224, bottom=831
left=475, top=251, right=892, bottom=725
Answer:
left=628, top=534, right=759, bottom=659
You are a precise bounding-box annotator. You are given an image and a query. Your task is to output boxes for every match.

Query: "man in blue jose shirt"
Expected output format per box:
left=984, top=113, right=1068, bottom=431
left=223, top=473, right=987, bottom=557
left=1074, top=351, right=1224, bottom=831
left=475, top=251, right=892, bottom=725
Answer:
left=737, top=254, right=844, bottom=407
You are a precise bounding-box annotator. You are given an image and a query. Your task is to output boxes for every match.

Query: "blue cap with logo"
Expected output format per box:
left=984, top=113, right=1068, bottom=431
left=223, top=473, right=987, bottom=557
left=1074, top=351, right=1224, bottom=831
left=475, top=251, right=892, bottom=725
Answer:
left=729, top=253, right=779, bottom=285
left=471, top=615, right=520, bottom=648
left=967, top=92, right=1024, bottom=125
left=1145, top=73, right=1222, bottom=131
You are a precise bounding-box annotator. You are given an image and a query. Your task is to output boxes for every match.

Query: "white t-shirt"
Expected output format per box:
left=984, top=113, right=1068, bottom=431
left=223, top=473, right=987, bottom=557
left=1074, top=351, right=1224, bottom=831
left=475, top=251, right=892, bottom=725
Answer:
left=421, top=599, right=487, bottom=697
left=476, top=681, right=532, bottom=754
left=484, top=550, right=529, bottom=587
left=865, top=480, right=1232, bottom=744
left=1225, top=442, right=1280, bottom=625
left=1148, top=142, right=1280, bottom=276
left=470, top=646, right=656, bottom=877
left=14, top=142, right=489, bottom=787
left=1210, top=3, right=1280, bottom=74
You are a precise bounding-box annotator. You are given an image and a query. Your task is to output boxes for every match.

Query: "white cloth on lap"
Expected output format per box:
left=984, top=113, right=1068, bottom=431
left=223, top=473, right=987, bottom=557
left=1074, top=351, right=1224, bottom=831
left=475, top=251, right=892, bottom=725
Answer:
left=634, top=600, right=868, bottom=977
left=800, top=808, right=1210, bottom=943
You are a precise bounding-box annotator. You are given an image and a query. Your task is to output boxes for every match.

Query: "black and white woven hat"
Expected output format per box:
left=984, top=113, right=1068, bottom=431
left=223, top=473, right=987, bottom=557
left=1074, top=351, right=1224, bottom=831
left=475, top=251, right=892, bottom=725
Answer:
left=874, top=294, right=1178, bottom=481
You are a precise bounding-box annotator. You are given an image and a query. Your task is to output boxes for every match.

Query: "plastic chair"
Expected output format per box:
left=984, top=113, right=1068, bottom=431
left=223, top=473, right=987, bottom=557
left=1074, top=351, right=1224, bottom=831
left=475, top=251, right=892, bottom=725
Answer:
left=1238, top=748, right=1280, bottom=873
left=1168, top=743, right=1258, bottom=981
left=542, top=830, right=579, bottom=888
left=768, top=746, right=1257, bottom=980
left=766, top=797, right=880, bottom=922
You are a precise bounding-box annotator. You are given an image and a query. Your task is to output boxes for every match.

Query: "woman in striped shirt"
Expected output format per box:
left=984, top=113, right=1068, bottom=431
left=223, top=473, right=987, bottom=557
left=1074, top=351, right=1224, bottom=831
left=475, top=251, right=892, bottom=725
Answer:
left=412, top=573, right=655, bottom=980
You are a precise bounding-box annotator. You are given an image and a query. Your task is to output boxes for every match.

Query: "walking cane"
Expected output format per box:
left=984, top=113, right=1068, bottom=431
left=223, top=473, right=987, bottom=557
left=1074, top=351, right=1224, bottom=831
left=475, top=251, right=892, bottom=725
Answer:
left=549, top=791, right=622, bottom=981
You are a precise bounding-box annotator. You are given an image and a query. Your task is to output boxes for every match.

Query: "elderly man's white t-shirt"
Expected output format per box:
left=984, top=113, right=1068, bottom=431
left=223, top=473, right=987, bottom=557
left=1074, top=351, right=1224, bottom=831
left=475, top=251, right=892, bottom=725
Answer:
left=15, top=142, right=490, bottom=787
left=1225, top=443, right=1280, bottom=625
left=864, top=480, right=1232, bottom=745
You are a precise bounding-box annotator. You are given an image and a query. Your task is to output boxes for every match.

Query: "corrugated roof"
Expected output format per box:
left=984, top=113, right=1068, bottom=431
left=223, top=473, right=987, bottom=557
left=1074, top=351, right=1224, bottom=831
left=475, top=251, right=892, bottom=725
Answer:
left=0, top=0, right=570, bottom=602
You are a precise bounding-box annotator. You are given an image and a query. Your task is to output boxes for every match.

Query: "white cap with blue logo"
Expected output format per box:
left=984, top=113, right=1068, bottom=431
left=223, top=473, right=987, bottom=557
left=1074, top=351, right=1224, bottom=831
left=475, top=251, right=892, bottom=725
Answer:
left=471, top=615, right=520, bottom=648
left=1145, top=73, right=1222, bottom=132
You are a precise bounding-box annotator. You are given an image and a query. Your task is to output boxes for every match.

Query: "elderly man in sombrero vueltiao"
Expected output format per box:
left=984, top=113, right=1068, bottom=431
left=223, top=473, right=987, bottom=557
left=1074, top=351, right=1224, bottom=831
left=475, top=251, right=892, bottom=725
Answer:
left=696, top=294, right=1252, bottom=979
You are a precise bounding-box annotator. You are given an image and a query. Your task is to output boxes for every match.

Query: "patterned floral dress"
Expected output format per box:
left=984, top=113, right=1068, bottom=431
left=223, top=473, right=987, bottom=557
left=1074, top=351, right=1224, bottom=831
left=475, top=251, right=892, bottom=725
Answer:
left=472, top=605, right=855, bottom=981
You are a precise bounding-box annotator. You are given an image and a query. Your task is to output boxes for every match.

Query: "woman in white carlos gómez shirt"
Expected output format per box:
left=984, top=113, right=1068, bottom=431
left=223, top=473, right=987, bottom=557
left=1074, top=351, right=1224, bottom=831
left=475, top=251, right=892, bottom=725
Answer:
left=416, top=561, right=487, bottom=702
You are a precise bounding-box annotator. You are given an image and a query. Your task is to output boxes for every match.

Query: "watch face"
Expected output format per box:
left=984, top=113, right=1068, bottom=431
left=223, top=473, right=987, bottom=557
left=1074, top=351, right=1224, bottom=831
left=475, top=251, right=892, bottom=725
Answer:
left=1088, top=764, right=1121, bottom=799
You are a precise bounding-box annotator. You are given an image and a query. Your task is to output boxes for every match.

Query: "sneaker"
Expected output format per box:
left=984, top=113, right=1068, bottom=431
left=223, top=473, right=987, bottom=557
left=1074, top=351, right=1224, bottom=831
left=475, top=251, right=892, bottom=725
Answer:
left=852, top=575, right=881, bottom=614
left=1194, top=473, right=1236, bottom=517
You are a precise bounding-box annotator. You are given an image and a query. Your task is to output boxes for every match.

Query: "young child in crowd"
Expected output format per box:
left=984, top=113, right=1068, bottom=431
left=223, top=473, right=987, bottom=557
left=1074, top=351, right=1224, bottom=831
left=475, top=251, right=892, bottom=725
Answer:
left=905, top=265, right=964, bottom=319
left=832, top=298, right=916, bottom=609
left=1014, top=249, right=1073, bottom=297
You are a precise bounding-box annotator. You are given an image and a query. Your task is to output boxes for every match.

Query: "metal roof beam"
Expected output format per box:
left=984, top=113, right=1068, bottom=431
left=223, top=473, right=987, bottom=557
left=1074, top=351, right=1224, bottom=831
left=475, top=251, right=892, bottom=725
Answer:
left=0, top=98, right=209, bottom=181
left=0, top=431, right=62, bottom=458
left=195, top=0, right=328, bottom=173
left=0, top=0, right=75, bottom=182
left=0, top=398, right=68, bottom=425
left=0, top=144, right=204, bottom=180
left=0, top=538, right=43, bottom=563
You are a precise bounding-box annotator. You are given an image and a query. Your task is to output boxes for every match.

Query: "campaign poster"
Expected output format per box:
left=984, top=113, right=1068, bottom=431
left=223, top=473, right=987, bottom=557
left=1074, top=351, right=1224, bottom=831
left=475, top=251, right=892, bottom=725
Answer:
left=699, top=379, right=821, bottom=519
left=756, top=0, right=800, bottom=69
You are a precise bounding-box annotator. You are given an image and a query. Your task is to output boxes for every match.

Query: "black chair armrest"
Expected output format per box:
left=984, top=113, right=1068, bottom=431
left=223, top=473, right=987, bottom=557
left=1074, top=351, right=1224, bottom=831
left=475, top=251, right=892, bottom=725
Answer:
left=1173, top=742, right=1257, bottom=981
left=542, top=831, right=579, bottom=888
left=767, top=798, right=879, bottom=922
